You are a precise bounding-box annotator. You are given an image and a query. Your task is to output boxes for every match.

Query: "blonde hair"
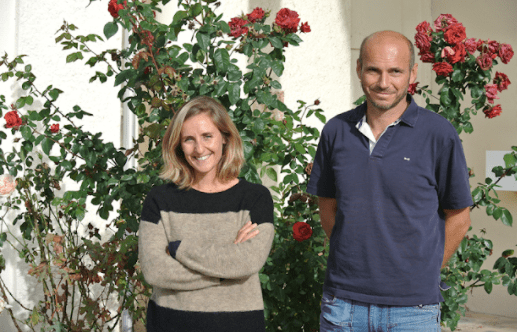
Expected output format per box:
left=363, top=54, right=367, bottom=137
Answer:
left=160, top=96, right=244, bottom=189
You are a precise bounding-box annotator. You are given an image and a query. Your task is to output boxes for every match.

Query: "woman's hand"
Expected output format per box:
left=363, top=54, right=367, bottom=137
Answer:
left=234, top=221, right=259, bottom=244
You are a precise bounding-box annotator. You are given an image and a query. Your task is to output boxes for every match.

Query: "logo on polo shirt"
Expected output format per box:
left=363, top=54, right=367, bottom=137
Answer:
left=404, top=157, right=410, bottom=161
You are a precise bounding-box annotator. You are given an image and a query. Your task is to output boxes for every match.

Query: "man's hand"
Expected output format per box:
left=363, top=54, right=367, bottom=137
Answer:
left=442, top=207, right=471, bottom=268
left=234, top=221, right=259, bottom=244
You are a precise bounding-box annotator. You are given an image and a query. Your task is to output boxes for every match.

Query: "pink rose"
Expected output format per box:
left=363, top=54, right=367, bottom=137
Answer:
left=416, top=21, right=433, bottom=35
left=407, top=82, right=419, bottom=95
left=487, top=40, right=500, bottom=54
left=228, top=17, right=249, bottom=38
left=292, top=222, right=313, bottom=242
left=443, top=23, right=466, bottom=45
left=4, top=110, right=22, bottom=129
left=414, top=33, right=431, bottom=51
left=108, top=0, right=126, bottom=18
left=275, top=8, right=300, bottom=34
left=432, top=62, right=453, bottom=76
left=498, top=43, right=514, bottom=64
left=484, top=84, right=499, bottom=103
left=300, top=22, right=311, bottom=33
left=434, top=14, right=458, bottom=32
left=0, top=174, right=17, bottom=197
left=247, top=7, right=265, bottom=23
left=493, top=72, right=511, bottom=92
left=419, top=50, right=435, bottom=63
left=464, top=38, right=477, bottom=54
left=476, top=53, right=493, bottom=70
left=483, top=105, right=502, bottom=119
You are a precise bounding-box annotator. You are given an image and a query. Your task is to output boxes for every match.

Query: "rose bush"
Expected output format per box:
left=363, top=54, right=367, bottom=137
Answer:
left=409, top=13, right=517, bottom=330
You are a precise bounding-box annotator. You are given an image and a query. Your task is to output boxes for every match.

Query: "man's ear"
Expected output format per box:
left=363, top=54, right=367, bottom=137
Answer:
left=356, top=59, right=362, bottom=79
left=410, top=63, right=418, bottom=84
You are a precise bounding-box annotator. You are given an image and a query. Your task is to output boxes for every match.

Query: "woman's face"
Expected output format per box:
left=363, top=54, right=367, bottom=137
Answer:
left=180, top=112, right=225, bottom=180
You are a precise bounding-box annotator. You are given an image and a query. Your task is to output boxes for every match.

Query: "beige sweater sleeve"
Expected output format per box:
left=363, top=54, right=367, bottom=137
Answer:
left=174, top=222, right=274, bottom=279
left=139, top=219, right=221, bottom=290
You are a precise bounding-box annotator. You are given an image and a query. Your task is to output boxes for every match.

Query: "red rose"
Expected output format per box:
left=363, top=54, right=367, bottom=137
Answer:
left=50, top=124, right=60, bottom=134
left=476, top=53, right=493, bottom=70
left=433, top=14, right=458, bottom=32
left=464, top=38, right=477, bottom=54
left=292, top=222, right=312, bottom=242
left=300, top=22, right=311, bottom=33
left=275, top=8, right=300, bottom=34
left=483, top=104, right=502, bottom=118
left=443, top=23, right=466, bottom=45
left=419, top=50, right=435, bottom=63
left=432, top=62, right=453, bottom=76
left=498, top=43, right=514, bottom=64
left=487, top=40, right=500, bottom=54
left=442, top=43, right=467, bottom=64
left=108, top=0, right=126, bottom=18
left=228, top=17, right=249, bottom=38
left=414, top=33, right=431, bottom=51
left=484, top=84, right=499, bottom=103
left=408, top=82, right=419, bottom=95
left=4, top=110, right=22, bottom=129
left=416, top=21, right=432, bottom=35
left=493, top=72, right=511, bottom=92
left=247, top=7, right=265, bottom=23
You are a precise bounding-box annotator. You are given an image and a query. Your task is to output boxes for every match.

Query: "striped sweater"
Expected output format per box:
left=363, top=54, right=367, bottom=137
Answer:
left=139, top=179, right=274, bottom=332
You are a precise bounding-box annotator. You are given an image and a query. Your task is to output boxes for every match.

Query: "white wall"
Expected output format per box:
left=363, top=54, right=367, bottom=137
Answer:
left=0, top=1, right=124, bottom=330
left=431, top=0, right=517, bottom=319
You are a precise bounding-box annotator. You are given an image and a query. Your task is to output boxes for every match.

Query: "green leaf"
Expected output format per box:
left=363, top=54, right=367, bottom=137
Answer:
left=294, top=143, right=305, bottom=154
left=196, top=32, right=210, bottom=51
left=271, top=61, right=284, bottom=76
left=41, top=137, right=54, bottom=155
left=503, top=153, right=517, bottom=169
left=266, top=167, right=277, bottom=182
left=500, top=208, right=513, bottom=226
left=214, top=48, right=229, bottom=74
left=484, top=281, right=493, bottom=294
left=451, top=69, right=465, bottom=83
left=269, top=36, right=283, bottom=49
left=172, top=10, right=188, bottom=25
left=66, top=52, right=84, bottom=63
left=20, top=126, right=32, bottom=140
left=103, top=22, right=119, bottom=40
left=471, top=187, right=483, bottom=201
left=190, top=3, right=203, bottom=17
left=228, top=82, right=240, bottom=105
left=493, top=207, right=503, bottom=220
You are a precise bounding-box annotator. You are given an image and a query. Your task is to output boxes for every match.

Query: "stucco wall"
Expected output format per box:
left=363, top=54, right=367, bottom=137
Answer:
left=431, top=0, right=517, bottom=319
left=0, top=1, right=124, bottom=330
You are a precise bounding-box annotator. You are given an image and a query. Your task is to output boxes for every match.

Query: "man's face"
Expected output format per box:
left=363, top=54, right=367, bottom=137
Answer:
left=357, top=37, right=417, bottom=112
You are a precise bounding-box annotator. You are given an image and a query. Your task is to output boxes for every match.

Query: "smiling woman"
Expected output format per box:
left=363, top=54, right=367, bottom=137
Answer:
left=139, top=96, right=275, bottom=332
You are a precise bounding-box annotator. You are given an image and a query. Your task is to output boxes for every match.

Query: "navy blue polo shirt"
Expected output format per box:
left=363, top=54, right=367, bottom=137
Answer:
left=307, top=97, right=472, bottom=306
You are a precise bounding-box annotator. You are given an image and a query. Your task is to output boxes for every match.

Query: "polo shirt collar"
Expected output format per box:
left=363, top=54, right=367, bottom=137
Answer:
left=344, top=95, right=419, bottom=128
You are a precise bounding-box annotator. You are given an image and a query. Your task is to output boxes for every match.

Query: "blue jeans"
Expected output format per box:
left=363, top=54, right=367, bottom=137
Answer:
left=320, top=291, right=441, bottom=331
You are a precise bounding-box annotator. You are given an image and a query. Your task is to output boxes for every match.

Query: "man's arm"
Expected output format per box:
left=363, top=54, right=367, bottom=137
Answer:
left=442, top=207, right=471, bottom=268
left=318, top=197, right=337, bottom=239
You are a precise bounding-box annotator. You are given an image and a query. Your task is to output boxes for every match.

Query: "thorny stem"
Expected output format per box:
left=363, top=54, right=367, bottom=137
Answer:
left=470, top=166, right=514, bottom=211
left=0, top=278, right=24, bottom=332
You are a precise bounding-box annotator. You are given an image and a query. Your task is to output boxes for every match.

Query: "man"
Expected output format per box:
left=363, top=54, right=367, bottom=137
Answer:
left=307, top=31, right=472, bottom=331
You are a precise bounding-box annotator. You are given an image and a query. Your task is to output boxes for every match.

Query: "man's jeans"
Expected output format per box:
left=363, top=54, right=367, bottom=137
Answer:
left=320, top=291, right=441, bottom=331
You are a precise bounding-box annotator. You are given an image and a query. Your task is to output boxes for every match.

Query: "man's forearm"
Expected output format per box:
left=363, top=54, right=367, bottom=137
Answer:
left=318, top=197, right=337, bottom=239
left=442, top=207, right=471, bottom=268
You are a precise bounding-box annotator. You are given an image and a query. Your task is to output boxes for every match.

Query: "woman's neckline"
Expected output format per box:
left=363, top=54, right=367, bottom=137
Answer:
left=190, top=178, right=242, bottom=194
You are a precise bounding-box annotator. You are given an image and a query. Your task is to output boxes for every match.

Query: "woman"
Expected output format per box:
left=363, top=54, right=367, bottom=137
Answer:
left=139, top=96, right=274, bottom=332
